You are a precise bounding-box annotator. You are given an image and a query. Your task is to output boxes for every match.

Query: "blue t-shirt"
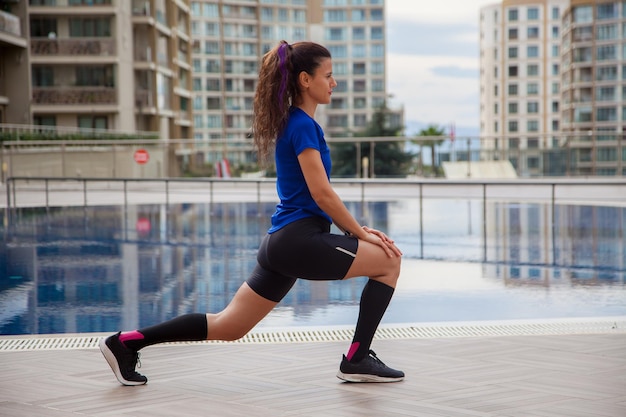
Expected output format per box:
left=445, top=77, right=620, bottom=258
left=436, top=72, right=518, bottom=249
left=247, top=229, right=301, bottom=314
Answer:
left=268, top=107, right=332, bottom=233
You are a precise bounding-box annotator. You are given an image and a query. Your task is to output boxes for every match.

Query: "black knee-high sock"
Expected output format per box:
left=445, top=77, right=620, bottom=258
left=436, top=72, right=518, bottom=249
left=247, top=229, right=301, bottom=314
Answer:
left=119, top=313, right=208, bottom=351
left=346, top=280, right=394, bottom=362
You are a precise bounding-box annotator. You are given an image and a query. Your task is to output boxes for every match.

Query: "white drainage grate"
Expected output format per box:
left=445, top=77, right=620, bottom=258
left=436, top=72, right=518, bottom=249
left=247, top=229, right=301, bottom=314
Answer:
left=1, top=318, right=624, bottom=352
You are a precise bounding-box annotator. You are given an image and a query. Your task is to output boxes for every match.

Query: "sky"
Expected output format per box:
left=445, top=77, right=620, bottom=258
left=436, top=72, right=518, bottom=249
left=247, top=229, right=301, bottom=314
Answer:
left=386, top=0, right=495, bottom=137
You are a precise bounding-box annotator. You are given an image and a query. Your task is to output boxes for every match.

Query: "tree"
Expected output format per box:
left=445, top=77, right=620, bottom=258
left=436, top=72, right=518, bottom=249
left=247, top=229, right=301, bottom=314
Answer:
left=414, top=125, right=446, bottom=176
left=331, top=104, right=413, bottom=178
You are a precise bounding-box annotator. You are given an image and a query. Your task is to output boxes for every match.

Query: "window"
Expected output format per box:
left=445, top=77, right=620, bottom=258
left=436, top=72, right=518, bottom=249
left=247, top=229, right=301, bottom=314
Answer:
left=527, top=138, right=539, bottom=148
left=597, top=24, right=617, bottom=40
left=552, top=45, right=559, bottom=57
left=326, top=27, right=345, bottom=41
left=597, top=107, right=617, bottom=121
left=508, top=47, right=518, bottom=58
left=597, top=3, right=617, bottom=20
left=34, top=115, right=56, bottom=127
left=527, top=83, right=539, bottom=94
left=32, top=66, right=54, bottom=86
left=353, top=62, right=366, bottom=75
left=69, top=18, right=111, bottom=37
left=354, top=97, right=366, bottom=109
left=597, top=148, right=617, bottom=162
left=205, top=78, right=220, bottom=91
left=527, top=102, right=539, bottom=113
left=352, top=9, right=365, bottom=21
left=508, top=120, right=518, bottom=132
left=508, top=83, right=518, bottom=95
left=76, top=66, right=113, bottom=86
left=353, top=80, right=366, bottom=92
left=78, top=116, right=107, bottom=130
left=508, top=102, right=518, bottom=114
left=508, top=8, right=518, bottom=21
left=573, top=6, right=592, bottom=23
left=352, top=27, right=365, bottom=40
left=324, top=10, right=346, bottom=22
left=371, top=44, right=384, bottom=57
left=597, top=66, right=617, bottom=81
left=527, top=7, right=539, bottom=20
left=354, top=114, right=367, bottom=127
left=552, top=82, right=559, bottom=94
left=527, top=45, right=539, bottom=58
left=329, top=45, right=347, bottom=58
left=527, top=64, right=539, bottom=76
left=508, top=66, right=518, bottom=77
left=596, top=86, right=615, bottom=101
left=552, top=26, right=559, bottom=38
left=527, top=27, right=539, bottom=39
left=334, top=80, right=347, bottom=92
left=597, top=45, right=616, bottom=61
left=352, top=44, right=366, bottom=58
left=30, top=18, right=57, bottom=37
left=552, top=101, right=559, bottom=112
left=206, top=97, right=221, bottom=110
left=371, top=8, right=383, bottom=21
left=527, top=120, right=539, bottom=132
left=552, top=7, right=559, bottom=20
left=333, top=62, right=347, bottom=75
left=371, top=26, right=383, bottom=40
left=508, top=28, right=518, bottom=39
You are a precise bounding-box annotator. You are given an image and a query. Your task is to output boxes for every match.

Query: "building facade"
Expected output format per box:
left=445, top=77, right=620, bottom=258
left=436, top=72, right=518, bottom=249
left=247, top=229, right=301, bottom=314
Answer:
left=190, top=0, right=400, bottom=148
left=480, top=0, right=625, bottom=176
left=560, top=0, right=625, bottom=175
left=1, top=0, right=192, bottom=139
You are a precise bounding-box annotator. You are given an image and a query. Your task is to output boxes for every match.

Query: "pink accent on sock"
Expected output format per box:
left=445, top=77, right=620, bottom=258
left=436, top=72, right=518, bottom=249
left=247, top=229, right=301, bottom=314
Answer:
left=119, top=330, right=144, bottom=347
left=346, top=342, right=360, bottom=361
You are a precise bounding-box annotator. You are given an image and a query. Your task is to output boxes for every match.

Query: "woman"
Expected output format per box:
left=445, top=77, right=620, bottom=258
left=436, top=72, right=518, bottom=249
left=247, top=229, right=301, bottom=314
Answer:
left=100, top=41, right=404, bottom=385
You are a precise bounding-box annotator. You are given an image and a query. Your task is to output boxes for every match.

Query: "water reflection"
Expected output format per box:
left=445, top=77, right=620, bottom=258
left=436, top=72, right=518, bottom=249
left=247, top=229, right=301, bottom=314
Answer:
left=1, top=199, right=624, bottom=335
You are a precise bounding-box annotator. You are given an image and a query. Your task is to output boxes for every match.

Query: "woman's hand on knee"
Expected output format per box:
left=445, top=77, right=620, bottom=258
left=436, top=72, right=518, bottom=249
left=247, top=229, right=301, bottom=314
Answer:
left=361, top=227, right=402, bottom=258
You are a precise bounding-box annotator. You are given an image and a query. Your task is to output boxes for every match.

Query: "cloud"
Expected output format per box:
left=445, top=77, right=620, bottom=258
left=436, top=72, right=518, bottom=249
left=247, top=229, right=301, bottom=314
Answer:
left=387, top=53, right=479, bottom=133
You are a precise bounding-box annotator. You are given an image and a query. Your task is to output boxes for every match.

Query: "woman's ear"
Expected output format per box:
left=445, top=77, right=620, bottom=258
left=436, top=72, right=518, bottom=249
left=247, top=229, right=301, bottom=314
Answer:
left=298, top=71, right=310, bottom=89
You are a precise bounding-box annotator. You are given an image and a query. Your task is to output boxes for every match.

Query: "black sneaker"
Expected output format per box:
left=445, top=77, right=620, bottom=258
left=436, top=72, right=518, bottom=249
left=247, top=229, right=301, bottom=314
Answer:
left=99, top=332, right=148, bottom=386
left=337, top=350, right=404, bottom=383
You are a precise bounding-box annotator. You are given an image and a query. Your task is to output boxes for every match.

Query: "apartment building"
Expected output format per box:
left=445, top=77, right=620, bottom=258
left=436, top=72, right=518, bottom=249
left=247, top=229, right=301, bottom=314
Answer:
left=190, top=0, right=400, bottom=146
left=480, top=0, right=570, bottom=176
left=480, top=0, right=625, bottom=176
left=560, top=0, right=625, bottom=175
left=2, top=0, right=192, bottom=139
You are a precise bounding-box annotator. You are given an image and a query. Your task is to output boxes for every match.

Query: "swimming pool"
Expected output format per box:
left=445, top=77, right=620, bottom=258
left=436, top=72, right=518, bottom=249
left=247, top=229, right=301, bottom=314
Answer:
left=1, top=192, right=625, bottom=335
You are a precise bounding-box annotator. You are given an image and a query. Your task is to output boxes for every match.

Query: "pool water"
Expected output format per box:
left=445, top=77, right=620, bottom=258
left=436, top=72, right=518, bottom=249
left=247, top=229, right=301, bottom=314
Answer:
left=1, top=199, right=625, bottom=335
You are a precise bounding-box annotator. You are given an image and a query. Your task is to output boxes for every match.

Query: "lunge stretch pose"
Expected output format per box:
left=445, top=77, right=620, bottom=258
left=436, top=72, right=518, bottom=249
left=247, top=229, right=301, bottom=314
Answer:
left=100, top=40, right=404, bottom=385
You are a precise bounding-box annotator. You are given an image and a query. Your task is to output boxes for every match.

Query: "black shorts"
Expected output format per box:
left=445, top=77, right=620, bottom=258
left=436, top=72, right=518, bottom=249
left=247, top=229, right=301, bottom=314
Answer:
left=246, top=216, right=359, bottom=302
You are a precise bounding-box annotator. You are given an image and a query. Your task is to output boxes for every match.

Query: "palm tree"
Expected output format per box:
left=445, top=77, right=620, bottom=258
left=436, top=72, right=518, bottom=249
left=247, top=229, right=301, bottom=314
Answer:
left=414, top=125, right=446, bottom=176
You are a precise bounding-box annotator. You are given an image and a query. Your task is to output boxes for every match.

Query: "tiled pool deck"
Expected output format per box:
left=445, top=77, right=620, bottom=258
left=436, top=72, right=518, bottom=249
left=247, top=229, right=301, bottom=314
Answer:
left=1, top=322, right=626, bottom=417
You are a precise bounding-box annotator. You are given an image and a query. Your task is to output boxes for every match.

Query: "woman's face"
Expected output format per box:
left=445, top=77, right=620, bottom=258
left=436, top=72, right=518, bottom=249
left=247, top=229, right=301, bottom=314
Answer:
left=301, top=58, right=337, bottom=105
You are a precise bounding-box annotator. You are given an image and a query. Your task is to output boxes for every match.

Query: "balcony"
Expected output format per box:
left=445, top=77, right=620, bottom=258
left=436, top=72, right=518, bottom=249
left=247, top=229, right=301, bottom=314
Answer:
left=31, top=38, right=116, bottom=57
left=0, top=10, right=21, bottom=38
left=29, top=0, right=114, bottom=15
left=0, top=10, right=27, bottom=48
left=32, top=86, right=117, bottom=105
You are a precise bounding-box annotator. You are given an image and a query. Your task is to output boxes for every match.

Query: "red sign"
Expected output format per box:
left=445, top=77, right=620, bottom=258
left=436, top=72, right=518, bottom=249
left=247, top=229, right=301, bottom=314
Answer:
left=136, top=218, right=151, bottom=234
left=134, top=149, right=149, bottom=164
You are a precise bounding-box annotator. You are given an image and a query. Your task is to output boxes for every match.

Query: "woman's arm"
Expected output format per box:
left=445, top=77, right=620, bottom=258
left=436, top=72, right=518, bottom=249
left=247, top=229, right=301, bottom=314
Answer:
left=297, top=148, right=401, bottom=257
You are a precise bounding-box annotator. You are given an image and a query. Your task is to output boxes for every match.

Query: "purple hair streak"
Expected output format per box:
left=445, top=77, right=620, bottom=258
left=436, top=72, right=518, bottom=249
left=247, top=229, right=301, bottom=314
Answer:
left=277, top=43, right=289, bottom=109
